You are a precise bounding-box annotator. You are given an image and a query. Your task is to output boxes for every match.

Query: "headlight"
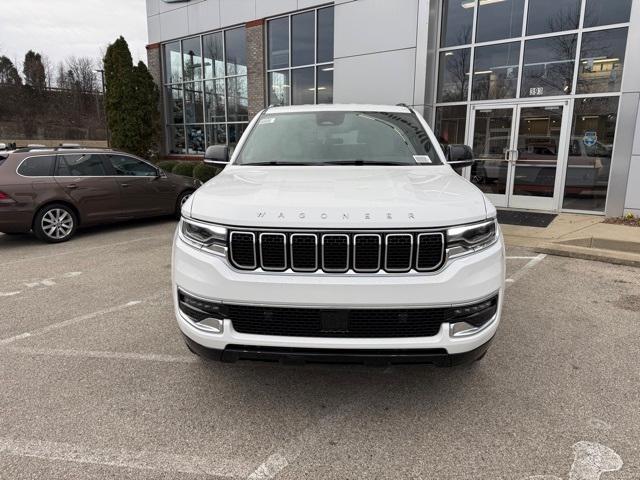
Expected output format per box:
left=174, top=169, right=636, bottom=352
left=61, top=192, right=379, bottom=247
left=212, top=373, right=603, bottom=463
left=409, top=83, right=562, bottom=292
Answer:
left=179, top=217, right=227, bottom=256
left=447, top=218, right=498, bottom=258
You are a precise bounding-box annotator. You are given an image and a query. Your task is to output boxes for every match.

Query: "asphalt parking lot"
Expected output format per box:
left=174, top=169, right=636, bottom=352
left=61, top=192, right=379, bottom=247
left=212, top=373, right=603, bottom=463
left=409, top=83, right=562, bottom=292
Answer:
left=0, top=219, right=639, bottom=480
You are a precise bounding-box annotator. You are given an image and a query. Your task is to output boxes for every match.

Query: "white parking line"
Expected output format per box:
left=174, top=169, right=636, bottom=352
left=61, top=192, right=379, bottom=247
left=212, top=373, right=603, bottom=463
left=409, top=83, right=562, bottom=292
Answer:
left=0, top=436, right=251, bottom=478
left=0, top=300, right=143, bottom=346
left=526, top=441, right=622, bottom=480
left=1, top=234, right=172, bottom=267
left=5, top=347, right=199, bottom=364
left=506, top=254, right=547, bottom=286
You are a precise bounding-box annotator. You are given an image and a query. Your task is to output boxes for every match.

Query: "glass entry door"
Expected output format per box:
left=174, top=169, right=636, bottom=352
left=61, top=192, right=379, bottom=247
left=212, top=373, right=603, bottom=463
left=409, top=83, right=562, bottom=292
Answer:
left=468, top=101, right=570, bottom=211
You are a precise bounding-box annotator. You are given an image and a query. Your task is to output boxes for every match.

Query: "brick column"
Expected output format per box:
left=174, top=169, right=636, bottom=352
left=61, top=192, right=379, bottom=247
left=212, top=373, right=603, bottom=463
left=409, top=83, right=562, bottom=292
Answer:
left=246, top=19, right=266, bottom=120
left=146, top=42, right=166, bottom=157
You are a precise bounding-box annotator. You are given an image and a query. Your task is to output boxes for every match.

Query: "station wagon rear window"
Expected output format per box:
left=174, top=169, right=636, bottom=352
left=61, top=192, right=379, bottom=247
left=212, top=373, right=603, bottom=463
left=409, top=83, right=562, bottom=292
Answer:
left=17, top=155, right=56, bottom=176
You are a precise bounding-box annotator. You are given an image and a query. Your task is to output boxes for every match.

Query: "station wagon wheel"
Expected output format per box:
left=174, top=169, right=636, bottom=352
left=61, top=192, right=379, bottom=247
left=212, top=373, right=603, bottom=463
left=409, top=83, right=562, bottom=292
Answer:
left=34, top=204, right=77, bottom=243
left=175, top=190, right=194, bottom=218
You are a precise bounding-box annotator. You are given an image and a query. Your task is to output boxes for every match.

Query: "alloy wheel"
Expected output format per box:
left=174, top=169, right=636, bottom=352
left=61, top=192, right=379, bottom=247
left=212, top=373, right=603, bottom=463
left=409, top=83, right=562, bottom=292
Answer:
left=41, top=208, right=74, bottom=240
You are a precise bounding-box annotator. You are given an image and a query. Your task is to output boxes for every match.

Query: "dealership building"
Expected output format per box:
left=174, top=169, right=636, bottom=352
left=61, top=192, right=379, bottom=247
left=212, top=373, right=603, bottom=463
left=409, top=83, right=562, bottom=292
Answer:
left=145, top=0, right=639, bottom=217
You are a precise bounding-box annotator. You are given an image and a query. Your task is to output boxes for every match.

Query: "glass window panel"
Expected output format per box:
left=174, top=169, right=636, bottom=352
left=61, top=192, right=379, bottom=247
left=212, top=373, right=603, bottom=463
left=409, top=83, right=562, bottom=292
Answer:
left=269, top=71, right=290, bottom=106
left=476, top=0, right=525, bottom=42
left=521, top=35, right=577, bottom=97
left=584, top=0, right=631, bottom=27
left=526, top=0, right=580, bottom=35
left=56, top=154, right=108, bottom=176
left=184, top=81, right=204, bottom=124
left=226, top=76, right=248, bottom=122
left=317, top=7, right=334, bottom=63
left=434, top=105, right=467, bottom=145
left=206, top=124, right=227, bottom=147
left=187, top=125, right=206, bottom=154
left=317, top=64, right=333, bottom=104
left=228, top=124, right=247, bottom=150
left=182, top=37, right=202, bottom=82
left=291, top=67, right=315, bottom=105
left=513, top=106, right=563, bottom=197
left=292, top=11, right=315, bottom=67
left=164, top=41, right=182, bottom=83
left=204, top=79, right=226, bottom=123
left=225, top=27, right=247, bottom=76
left=203, top=32, right=224, bottom=79
left=166, top=85, right=184, bottom=124
left=437, top=49, right=470, bottom=102
left=470, top=108, right=513, bottom=195
left=168, top=126, right=186, bottom=154
left=440, top=0, right=474, bottom=47
left=563, top=97, right=619, bottom=212
left=109, top=155, right=157, bottom=176
left=577, top=28, right=627, bottom=94
left=268, top=17, right=289, bottom=69
left=472, top=42, right=520, bottom=101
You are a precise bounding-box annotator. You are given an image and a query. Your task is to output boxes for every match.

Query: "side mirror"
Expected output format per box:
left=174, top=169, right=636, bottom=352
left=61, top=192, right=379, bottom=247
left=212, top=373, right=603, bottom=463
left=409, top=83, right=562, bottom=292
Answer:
left=204, top=145, right=229, bottom=167
left=446, top=144, right=475, bottom=168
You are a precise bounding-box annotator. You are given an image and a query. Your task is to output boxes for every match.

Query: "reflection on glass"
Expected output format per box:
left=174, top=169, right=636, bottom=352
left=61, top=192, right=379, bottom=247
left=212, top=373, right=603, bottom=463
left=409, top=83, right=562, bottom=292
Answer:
left=168, top=125, right=186, bottom=154
left=268, top=17, right=289, bottom=69
left=206, top=124, right=227, bottom=147
left=203, top=32, right=224, bottom=79
left=225, top=27, right=247, bottom=76
left=292, top=67, right=314, bottom=105
left=292, top=11, right=315, bottom=67
left=166, top=85, right=184, bottom=124
left=440, top=0, right=473, bottom=47
left=471, top=108, right=513, bottom=195
left=187, top=125, right=206, bottom=154
left=184, top=82, right=203, bottom=124
left=317, top=7, right=334, bottom=63
left=526, top=0, right=580, bottom=35
left=577, top=28, right=627, bottom=94
left=476, top=0, right=524, bottom=42
left=269, top=71, right=290, bottom=106
left=584, top=0, right=632, bottom=27
left=435, top=105, right=467, bottom=145
left=513, top=106, right=563, bottom=197
left=472, top=42, right=520, bottom=101
left=437, top=49, right=470, bottom=102
left=521, top=35, right=577, bottom=97
left=228, top=124, right=247, bottom=149
left=226, top=76, right=248, bottom=122
left=182, top=37, right=202, bottom=82
left=164, top=42, right=182, bottom=83
left=317, top=64, right=333, bottom=104
left=563, top=97, right=618, bottom=211
left=204, top=79, right=226, bottom=123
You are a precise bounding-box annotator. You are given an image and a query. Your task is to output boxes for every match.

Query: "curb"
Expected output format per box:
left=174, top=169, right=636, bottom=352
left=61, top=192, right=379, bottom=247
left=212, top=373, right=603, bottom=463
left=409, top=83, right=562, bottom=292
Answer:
left=535, top=242, right=640, bottom=268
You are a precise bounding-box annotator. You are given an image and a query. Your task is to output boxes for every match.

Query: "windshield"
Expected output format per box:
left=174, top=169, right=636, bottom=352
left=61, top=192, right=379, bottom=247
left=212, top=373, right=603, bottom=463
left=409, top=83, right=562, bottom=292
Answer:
left=235, top=111, right=440, bottom=166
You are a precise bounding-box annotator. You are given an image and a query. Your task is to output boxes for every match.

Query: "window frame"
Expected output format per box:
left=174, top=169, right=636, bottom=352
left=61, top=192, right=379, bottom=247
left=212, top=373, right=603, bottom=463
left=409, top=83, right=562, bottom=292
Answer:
left=15, top=154, right=57, bottom=178
left=161, top=25, right=249, bottom=156
left=265, top=5, right=335, bottom=106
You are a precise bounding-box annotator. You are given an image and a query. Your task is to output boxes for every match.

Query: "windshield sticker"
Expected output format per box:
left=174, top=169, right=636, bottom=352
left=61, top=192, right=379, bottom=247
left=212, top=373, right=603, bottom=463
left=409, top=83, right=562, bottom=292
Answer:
left=259, top=117, right=276, bottom=125
left=413, top=155, right=432, bottom=164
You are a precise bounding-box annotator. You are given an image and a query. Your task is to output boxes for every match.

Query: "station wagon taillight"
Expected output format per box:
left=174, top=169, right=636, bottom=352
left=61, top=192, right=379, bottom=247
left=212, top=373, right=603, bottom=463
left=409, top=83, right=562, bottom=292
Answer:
left=0, top=191, right=14, bottom=202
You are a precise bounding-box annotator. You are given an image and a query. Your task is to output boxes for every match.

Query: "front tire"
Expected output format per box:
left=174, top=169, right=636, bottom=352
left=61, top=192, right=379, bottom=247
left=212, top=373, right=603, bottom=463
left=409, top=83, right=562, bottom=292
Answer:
left=175, top=190, right=193, bottom=218
left=34, top=204, right=77, bottom=243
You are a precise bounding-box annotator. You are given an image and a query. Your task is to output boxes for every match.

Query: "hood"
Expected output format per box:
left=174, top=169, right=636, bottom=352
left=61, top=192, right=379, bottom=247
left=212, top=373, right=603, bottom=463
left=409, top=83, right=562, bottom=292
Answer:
left=188, top=166, right=489, bottom=229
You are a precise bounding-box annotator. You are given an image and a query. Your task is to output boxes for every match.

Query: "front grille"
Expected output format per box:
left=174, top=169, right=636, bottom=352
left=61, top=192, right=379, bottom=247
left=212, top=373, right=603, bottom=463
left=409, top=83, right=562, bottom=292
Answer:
left=229, top=229, right=445, bottom=273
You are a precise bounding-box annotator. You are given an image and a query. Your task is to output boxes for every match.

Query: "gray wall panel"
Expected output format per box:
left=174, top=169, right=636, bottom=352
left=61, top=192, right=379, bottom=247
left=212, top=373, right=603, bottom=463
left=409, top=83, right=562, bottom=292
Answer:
left=220, top=0, right=255, bottom=27
left=159, top=7, right=189, bottom=41
left=334, top=48, right=416, bottom=105
left=188, top=0, right=221, bottom=35
left=257, top=0, right=298, bottom=18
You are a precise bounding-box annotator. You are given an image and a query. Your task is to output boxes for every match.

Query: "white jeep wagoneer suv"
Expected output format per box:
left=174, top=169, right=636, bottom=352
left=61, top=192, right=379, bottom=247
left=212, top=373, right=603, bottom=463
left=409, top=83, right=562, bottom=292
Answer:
left=172, top=104, right=505, bottom=366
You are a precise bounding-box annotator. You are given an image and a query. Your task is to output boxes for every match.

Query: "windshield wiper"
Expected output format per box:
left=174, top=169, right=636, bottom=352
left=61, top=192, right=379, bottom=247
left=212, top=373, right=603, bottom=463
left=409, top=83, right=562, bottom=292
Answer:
left=320, top=160, right=413, bottom=166
left=241, top=161, right=319, bottom=166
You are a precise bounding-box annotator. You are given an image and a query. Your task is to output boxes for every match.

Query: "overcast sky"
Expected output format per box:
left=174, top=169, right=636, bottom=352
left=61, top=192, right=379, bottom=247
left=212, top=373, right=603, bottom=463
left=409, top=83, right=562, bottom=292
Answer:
left=0, top=0, right=147, bottom=73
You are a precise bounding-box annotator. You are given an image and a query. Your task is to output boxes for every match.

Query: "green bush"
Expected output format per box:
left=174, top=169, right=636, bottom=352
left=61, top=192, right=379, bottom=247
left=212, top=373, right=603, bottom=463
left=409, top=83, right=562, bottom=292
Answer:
left=193, top=163, right=220, bottom=183
left=157, top=160, right=178, bottom=172
left=172, top=162, right=196, bottom=177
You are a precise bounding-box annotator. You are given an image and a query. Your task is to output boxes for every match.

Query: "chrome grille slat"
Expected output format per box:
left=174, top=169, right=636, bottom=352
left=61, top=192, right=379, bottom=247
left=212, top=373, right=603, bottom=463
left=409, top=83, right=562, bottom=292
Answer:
left=229, top=230, right=445, bottom=274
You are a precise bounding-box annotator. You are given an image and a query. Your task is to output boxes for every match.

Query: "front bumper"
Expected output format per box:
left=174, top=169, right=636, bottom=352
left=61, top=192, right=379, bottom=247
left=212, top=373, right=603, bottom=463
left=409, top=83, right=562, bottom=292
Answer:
left=172, top=231, right=505, bottom=360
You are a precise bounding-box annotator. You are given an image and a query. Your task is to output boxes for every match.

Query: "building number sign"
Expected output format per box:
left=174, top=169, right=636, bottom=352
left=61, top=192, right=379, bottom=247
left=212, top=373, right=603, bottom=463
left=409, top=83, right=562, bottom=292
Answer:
left=529, top=87, right=544, bottom=96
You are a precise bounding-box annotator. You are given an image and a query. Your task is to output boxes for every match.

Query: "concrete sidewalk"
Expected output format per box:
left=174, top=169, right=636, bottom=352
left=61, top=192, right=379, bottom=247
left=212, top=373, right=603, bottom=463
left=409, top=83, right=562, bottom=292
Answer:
left=501, top=213, right=640, bottom=267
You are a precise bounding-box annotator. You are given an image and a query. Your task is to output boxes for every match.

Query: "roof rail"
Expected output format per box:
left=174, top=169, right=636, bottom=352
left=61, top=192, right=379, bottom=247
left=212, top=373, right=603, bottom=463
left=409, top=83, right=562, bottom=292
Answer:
left=12, top=145, right=111, bottom=153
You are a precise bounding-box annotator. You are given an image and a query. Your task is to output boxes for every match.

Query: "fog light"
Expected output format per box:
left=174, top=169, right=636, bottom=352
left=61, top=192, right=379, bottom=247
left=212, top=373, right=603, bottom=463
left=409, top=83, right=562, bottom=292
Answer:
left=450, top=321, right=479, bottom=337
left=449, top=295, right=499, bottom=337
left=199, top=317, right=224, bottom=333
left=178, top=290, right=225, bottom=333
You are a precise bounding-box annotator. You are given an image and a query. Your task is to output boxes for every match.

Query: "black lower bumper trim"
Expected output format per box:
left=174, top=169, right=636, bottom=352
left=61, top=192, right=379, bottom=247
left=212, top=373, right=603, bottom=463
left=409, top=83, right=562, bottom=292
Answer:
left=183, top=335, right=493, bottom=367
